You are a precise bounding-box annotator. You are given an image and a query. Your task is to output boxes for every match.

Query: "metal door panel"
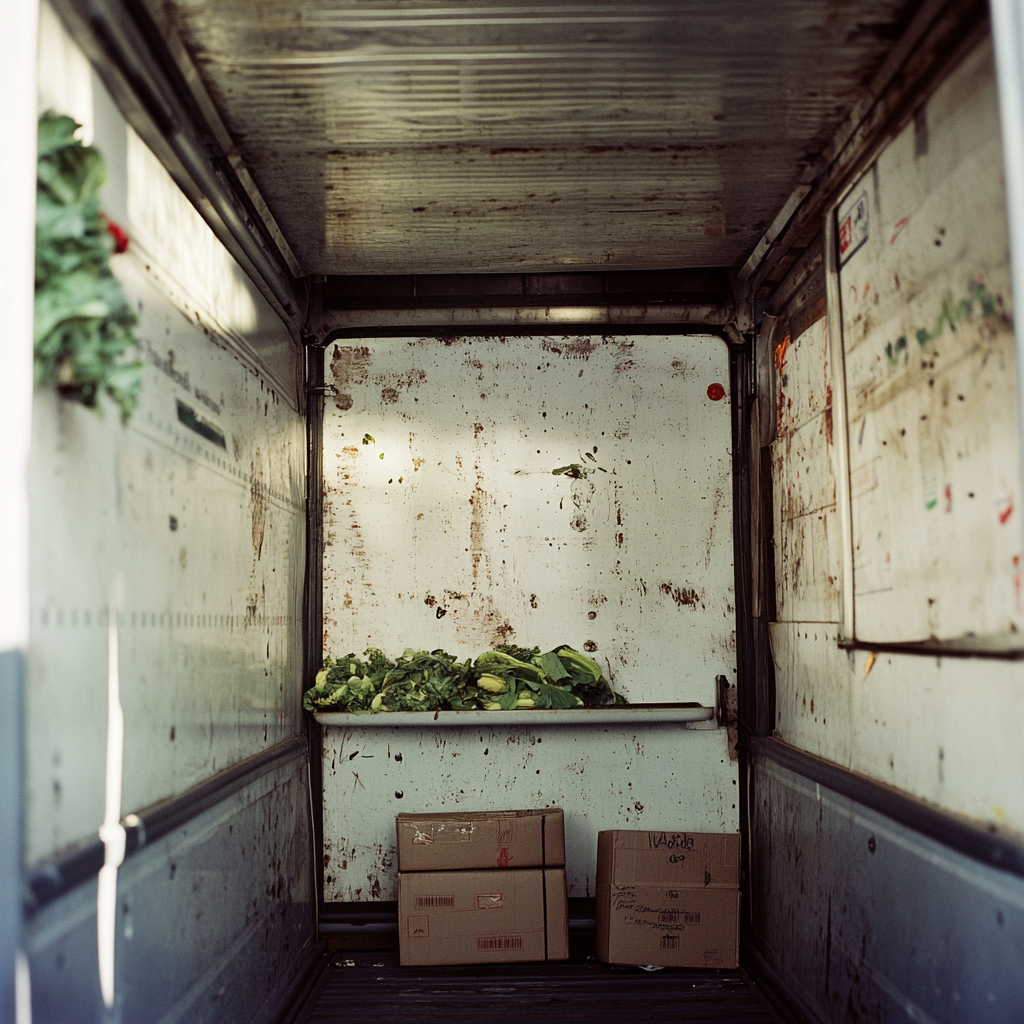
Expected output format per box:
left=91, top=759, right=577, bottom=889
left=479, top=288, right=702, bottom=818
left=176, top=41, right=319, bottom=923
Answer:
left=320, top=331, right=737, bottom=902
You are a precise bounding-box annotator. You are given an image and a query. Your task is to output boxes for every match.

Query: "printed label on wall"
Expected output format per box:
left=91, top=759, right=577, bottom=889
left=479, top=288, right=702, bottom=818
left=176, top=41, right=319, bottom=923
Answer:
left=837, top=189, right=870, bottom=266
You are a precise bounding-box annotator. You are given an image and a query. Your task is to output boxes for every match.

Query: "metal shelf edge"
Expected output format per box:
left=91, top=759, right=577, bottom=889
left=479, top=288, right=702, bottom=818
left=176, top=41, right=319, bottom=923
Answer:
left=314, top=705, right=717, bottom=728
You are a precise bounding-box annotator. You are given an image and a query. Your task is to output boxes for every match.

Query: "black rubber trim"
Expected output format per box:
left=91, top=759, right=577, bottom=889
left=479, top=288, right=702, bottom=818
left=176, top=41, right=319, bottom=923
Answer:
left=303, top=345, right=327, bottom=914
left=837, top=636, right=1024, bottom=660
left=752, top=736, right=1024, bottom=878
left=25, top=735, right=307, bottom=914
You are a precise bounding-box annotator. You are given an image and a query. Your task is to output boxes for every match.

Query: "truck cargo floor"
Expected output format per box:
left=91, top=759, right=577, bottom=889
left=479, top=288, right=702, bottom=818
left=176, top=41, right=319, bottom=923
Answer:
left=298, top=951, right=784, bottom=1023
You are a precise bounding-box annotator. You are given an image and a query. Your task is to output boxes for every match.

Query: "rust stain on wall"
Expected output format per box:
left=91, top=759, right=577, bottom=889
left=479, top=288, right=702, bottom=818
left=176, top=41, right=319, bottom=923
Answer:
left=543, top=337, right=596, bottom=360
left=250, top=448, right=266, bottom=560
left=660, top=582, right=702, bottom=608
left=331, top=346, right=371, bottom=411
left=373, top=368, right=427, bottom=405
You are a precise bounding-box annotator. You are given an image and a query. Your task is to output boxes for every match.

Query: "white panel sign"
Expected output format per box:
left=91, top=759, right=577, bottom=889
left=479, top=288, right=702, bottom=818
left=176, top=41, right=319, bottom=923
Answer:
left=837, top=40, right=1022, bottom=644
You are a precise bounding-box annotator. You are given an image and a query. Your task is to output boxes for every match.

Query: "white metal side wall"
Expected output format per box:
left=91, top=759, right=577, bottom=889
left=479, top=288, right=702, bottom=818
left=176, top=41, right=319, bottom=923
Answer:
left=771, top=36, right=1024, bottom=837
left=25, top=11, right=312, bottom=1020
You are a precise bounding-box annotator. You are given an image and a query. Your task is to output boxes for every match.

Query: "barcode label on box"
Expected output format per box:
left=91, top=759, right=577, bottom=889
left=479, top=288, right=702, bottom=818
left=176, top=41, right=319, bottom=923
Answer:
left=659, top=910, right=701, bottom=926
left=477, top=935, right=524, bottom=951
left=660, top=935, right=681, bottom=951
left=415, top=895, right=454, bottom=909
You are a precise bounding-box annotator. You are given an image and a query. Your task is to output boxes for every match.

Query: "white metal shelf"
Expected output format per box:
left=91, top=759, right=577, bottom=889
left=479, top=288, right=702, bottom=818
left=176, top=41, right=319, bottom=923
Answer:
left=314, top=703, right=717, bottom=729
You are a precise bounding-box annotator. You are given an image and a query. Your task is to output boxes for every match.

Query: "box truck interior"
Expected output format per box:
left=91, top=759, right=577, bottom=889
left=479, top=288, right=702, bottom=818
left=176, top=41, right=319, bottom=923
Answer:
left=2, top=0, right=1024, bottom=1021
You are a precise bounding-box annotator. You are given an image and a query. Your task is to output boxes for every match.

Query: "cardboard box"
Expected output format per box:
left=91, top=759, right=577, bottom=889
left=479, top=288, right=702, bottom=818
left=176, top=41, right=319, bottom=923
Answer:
left=596, top=884, right=740, bottom=969
left=595, top=831, right=741, bottom=968
left=396, top=808, right=565, bottom=872
left=397, top=868, right=568, bottom=966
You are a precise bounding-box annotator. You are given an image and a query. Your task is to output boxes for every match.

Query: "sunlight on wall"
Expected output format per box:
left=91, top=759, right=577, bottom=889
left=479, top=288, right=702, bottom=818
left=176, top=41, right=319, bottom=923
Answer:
left=127, top=127, right=258, bottom=336
left=36, top=2, right=93, bottom=141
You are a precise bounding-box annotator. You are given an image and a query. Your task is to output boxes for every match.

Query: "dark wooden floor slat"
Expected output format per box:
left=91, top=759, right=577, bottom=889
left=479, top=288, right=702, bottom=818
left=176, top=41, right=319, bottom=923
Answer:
left=302, top=952, right=782, bottom=1023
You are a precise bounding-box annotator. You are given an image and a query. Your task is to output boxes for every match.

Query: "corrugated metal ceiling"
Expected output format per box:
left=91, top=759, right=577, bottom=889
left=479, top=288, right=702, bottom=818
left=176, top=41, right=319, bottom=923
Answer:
left=151, top=0, right=921, bottom=276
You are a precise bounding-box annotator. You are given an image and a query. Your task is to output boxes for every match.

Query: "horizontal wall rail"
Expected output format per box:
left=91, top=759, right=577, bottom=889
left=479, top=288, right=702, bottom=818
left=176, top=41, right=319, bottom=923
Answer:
left=752, top=736, right=1024, bottom=877
left=25, top=735, right=307, bottom=914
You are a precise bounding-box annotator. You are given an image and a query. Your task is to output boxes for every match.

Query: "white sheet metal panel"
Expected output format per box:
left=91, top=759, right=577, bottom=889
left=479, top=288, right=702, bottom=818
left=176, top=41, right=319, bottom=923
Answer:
left=776, top=316, right=831, bottom=440
left=839, top=39, right=1022, bottom=644
left=775, top=507, right=842, bottom=625
left=771, top=620, right=1024, bottom=839
left=770, top=36, right=1024, bottom=842
left=772, top=316, right=841, bottom=623
left=26, top=54, right=306, bottom=866
left=322, top=333, right=734, bottom=703
left=124, top=127, right=301, bottom=406
left=26, top=754, right=313, bottom=1023
left=321, top=723, right=737, bottom=901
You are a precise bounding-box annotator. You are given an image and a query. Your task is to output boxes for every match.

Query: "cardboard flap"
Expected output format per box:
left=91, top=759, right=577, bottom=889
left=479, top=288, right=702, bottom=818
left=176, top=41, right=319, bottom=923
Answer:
left=397, top=808, right=565, bottom=871
left=597, top=830, right=740, bottom=887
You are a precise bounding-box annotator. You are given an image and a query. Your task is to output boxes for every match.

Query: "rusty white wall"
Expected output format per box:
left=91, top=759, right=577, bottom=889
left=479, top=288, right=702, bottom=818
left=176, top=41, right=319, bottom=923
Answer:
left=320, top=331, right=738, bottom=901
left=771, top=35, right=1024, bottom=837
left=322, top=332, right=735, bottom=703
left=27, top=7, right=307, bottom=867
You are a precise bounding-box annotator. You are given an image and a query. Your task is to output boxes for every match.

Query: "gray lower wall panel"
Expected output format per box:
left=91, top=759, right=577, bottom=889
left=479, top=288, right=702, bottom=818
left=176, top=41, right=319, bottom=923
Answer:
left=750, top=750, right=1024, bottom=1024
left=26, top=753, right=314, bottom=1024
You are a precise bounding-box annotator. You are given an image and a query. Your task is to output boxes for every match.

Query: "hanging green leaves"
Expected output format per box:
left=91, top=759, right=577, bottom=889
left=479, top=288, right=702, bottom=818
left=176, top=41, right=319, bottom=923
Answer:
left=35, top=112, right=142, bottom=421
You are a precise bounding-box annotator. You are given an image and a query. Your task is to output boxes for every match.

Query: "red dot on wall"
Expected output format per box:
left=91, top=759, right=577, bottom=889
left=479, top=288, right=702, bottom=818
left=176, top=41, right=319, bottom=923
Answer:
left=706, top=383, right=726, bottom=401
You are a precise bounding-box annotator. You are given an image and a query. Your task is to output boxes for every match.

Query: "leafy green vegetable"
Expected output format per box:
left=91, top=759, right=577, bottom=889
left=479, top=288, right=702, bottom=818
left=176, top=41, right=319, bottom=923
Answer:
left=303, top=642, right=625, bottom=713
left=494, top=644, right=540, bottom=663
left=533, top=683, right=582, bottom=709
left=35, top=112, right=142, bottom=421
left=535, top=650, right=570, bottom=682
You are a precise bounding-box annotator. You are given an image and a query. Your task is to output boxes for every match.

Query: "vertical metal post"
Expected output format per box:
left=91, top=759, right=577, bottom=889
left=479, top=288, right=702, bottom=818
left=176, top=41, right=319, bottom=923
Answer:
left=991, top=0, right=1024, bottom=551
left=0, top=0, right=40, bottom=1019
left=824, top=210, right=856, bottom=641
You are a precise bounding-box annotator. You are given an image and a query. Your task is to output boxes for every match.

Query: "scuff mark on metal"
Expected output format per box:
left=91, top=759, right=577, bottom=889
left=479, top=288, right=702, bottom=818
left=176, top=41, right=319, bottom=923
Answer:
left=659, top=583, right=702, bottom=608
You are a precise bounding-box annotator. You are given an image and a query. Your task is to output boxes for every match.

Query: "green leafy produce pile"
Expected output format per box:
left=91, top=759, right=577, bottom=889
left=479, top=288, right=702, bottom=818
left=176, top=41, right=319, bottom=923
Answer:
left=303, top=644, right=626, bottom=714
left=35, top=112, right=142, bottom=421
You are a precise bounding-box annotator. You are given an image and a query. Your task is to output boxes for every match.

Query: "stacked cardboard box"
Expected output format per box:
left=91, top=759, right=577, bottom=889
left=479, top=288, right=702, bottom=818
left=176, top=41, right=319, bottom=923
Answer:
left=395, top=808, right=569, bottom=966
left=595, top=830, right=741, bottom=968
